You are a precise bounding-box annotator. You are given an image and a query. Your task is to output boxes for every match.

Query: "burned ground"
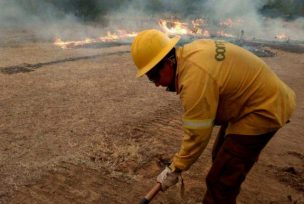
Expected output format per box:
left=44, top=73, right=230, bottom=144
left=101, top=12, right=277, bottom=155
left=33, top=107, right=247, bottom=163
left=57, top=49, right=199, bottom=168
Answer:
left=0, top=31, right=303, bottom=203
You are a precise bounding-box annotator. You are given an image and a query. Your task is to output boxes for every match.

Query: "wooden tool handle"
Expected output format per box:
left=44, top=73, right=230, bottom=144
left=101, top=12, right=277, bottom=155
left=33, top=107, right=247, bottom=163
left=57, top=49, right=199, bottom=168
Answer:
left=139, top=183, right=162, bottom=204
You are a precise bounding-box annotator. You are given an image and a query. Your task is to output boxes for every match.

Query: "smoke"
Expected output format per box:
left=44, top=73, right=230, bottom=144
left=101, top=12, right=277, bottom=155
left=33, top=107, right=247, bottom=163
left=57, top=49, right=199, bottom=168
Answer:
left=105, top=0, right=304, bottom=41
left=0, top=1, right=33, bottom=27
left=0, top=0, right=75, bottom=40
left=0, top=0, right=125, bottom=40
left=200, top=0, right=304, bottom=40
left=0, top=0, right=303, bottom=42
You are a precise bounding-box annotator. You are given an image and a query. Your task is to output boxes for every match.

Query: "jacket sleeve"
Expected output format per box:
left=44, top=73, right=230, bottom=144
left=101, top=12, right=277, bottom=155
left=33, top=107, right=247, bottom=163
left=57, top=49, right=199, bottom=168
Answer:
left=172, top=65, right=219, bottom=171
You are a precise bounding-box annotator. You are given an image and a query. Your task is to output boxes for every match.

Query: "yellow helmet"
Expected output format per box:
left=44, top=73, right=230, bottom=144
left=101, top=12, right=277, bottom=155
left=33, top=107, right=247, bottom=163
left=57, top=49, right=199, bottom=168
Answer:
left=131, top=29, right=180, bottom=78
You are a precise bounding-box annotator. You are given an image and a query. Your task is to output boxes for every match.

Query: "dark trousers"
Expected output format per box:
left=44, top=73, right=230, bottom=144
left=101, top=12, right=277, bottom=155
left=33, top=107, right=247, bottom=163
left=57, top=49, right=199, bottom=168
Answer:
left=203, top=125, right=276, bottom=204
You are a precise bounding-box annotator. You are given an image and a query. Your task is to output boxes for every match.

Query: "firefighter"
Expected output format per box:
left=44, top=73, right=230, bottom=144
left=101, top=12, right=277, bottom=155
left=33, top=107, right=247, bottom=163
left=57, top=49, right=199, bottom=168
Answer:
left=131, top=29, right=296, bottom=204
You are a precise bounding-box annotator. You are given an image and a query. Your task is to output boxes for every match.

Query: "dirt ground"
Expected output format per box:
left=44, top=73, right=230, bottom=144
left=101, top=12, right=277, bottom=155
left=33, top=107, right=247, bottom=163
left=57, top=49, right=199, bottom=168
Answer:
left=0, top=30, right=303, bottom=204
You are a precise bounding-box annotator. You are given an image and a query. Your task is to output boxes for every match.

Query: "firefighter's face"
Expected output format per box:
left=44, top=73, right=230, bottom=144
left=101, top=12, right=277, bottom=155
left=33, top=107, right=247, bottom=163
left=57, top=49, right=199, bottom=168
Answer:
left=147, top=59, right=175, bottom=87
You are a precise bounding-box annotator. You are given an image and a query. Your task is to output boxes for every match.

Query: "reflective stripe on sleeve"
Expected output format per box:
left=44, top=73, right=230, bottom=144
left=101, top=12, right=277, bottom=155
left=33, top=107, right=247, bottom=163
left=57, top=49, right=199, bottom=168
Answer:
left=183, top=119, right=213, bottom=129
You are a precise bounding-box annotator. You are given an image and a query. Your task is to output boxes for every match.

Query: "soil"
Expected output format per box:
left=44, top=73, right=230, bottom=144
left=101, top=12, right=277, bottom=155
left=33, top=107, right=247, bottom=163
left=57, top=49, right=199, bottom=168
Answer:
left=0, top=30, right=303, bottom=204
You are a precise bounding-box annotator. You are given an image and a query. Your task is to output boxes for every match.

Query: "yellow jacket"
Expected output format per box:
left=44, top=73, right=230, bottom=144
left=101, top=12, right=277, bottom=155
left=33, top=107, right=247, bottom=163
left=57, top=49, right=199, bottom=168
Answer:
left=171, top=39, right=296, bottom=171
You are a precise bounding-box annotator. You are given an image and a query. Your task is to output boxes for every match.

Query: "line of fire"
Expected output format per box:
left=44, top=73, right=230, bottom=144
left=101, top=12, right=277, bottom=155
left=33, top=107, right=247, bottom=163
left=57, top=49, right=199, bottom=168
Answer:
left=54, top=18, right=292, bottom=50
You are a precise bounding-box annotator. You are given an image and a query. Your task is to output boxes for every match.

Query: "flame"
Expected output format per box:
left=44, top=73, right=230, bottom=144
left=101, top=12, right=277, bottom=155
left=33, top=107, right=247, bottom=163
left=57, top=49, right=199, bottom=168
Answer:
left=54, top=38, right=97, bottom=49
left=198, top=30, right=211, bottom=37
left=54, top=17, right=289, bottom=49
left=275, top=33, right=289, bottom=40
left=54, top=30, right=138, bottom=49
left=219, top=18, right=234, bottom=27
left=158, top=19, right=191, bottom=35
left=217, top=31, right=235, bottom=38
left=191, top=19, right=210, bottom=37
left=159, top=18, right=210, bottom=37
left=99, top=30, right=137, bottom=42
left=191, top=18, right=206, bottom=28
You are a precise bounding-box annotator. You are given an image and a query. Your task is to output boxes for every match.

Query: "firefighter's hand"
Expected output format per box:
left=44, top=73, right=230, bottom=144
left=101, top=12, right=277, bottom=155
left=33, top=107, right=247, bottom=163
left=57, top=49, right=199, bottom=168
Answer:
left=156, top=166, right=181, bottom=191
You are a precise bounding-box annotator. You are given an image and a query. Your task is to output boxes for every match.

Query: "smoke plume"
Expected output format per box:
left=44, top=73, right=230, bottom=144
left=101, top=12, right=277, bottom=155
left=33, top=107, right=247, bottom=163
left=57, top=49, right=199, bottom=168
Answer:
left=0, top=0, right=303, bottom=42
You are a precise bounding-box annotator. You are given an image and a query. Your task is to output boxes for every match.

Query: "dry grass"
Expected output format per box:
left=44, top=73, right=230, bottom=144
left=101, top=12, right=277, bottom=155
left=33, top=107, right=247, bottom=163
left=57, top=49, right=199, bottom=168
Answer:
left=0, top=31, right=304, bottom=203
